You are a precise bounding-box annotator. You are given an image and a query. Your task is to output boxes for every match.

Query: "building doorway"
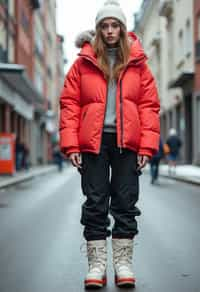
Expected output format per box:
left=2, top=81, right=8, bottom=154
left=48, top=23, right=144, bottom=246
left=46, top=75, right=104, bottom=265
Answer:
left=197, top=97, right=200, bottom=164
left=184, top=94, right=193, bottom=163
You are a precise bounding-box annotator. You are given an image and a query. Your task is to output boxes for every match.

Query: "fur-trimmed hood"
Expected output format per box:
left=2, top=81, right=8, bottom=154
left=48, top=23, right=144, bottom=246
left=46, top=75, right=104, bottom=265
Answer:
left=75, top=30, right=95, bottom=48
left=75, top=30, right=146, bottom=62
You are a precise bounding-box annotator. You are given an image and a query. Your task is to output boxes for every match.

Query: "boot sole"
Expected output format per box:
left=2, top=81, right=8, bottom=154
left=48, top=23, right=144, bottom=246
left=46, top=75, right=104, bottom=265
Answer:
left=85, top=277, right=107, bottom=289
left=115, top=277, right=136, bottom=288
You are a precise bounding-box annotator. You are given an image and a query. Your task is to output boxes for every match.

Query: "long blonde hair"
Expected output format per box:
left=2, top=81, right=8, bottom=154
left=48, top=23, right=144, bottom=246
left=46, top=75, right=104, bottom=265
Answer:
left=92, top=22, right=130, bottom=81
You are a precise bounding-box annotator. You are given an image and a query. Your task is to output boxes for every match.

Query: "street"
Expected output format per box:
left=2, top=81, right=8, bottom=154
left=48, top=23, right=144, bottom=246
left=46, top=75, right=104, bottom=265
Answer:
left=0, top=167, right=199, bottom=292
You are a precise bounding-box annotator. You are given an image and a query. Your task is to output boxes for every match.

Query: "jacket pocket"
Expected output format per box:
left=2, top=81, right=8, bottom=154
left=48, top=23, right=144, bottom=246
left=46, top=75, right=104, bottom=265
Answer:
left=79, top=103, right=101, bottom=150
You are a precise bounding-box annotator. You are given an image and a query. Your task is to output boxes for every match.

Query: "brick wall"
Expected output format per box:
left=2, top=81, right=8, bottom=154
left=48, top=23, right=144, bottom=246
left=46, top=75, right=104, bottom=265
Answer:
left=15, top=0, right=34, bottom=80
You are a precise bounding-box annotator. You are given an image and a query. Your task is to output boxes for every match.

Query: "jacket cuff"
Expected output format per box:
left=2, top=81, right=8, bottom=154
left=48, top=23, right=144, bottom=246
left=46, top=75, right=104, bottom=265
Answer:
left=62, top=147, right=80, bottom=157
left=138, top=148, right=154, bottom=158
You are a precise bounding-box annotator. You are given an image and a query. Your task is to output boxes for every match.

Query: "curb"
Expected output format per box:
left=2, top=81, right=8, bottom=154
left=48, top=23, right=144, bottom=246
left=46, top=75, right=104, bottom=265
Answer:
left=143, top=168, right=200, bottom=186
left=160, top=173, right=200, bottom=186
left=0, top=165, right=57, bottom=189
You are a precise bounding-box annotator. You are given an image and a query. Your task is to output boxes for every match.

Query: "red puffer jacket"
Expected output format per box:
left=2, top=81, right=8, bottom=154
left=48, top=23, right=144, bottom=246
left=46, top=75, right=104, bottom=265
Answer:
left=59, top=31, right=160, bottom=158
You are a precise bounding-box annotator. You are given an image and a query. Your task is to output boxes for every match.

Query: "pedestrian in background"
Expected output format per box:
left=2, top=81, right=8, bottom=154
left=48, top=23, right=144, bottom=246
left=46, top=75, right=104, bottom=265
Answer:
left=150, top=138, right=164, bottom=184
left=166, top=128, right=182, bottom=175
left=52, top=144, right=64, bottom=172
left=59, top=0, right=160, bottom=288
left=15, top=137, right=24, bottom=171
left=22, top=143, right=30, bottom=170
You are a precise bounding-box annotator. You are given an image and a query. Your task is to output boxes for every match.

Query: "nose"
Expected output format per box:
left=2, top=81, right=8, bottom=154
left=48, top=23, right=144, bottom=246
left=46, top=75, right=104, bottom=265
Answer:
left=108, top=25, right=113, bottom=33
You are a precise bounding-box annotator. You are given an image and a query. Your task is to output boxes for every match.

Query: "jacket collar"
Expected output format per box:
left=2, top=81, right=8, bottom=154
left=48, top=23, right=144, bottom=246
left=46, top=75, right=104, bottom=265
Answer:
left=127, top=32, right=147, bottom=64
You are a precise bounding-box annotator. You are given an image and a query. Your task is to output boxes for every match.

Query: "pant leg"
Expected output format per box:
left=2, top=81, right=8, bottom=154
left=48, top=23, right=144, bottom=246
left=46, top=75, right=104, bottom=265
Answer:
left=154, top=161, right=159, bottom=180
left=150, top=161, right=157, bottom=181
left=150, top=161, right=154, bottom=180
left=80, top=140, right=111, bottom=241
left=110, top=147, right=141, bottom=239
left=16, top=152, right=23, bottom=171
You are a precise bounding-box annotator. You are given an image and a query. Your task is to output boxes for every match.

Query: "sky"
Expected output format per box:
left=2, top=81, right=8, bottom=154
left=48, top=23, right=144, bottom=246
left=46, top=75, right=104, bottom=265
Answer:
left=56, top=0, right=143, bottom=71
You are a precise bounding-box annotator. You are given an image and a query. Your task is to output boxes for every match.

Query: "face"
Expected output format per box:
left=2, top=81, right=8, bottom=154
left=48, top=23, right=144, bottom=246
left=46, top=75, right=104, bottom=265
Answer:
left=100, top=18, right=121, bottom=47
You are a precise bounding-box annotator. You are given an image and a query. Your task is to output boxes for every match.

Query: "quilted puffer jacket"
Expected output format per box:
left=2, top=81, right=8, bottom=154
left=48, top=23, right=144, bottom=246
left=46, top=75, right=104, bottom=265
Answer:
left=59, top=31, right=160, bottom=157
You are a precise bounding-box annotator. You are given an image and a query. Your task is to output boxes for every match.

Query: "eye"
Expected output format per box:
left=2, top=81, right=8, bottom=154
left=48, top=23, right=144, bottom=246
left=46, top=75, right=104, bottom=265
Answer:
left=101, top=23, right=108, bottom=30
left=111, top=23, right=120, bottom=29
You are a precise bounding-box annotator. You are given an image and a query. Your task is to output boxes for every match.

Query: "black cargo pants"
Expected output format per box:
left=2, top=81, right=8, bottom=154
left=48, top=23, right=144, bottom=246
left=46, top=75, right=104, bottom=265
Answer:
left=80, top=133, right=141, bottom=241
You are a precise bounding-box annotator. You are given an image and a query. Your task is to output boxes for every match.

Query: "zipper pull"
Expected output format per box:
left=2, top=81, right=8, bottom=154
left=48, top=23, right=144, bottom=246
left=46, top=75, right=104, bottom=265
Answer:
left=119, top=147, right=123, bottom=154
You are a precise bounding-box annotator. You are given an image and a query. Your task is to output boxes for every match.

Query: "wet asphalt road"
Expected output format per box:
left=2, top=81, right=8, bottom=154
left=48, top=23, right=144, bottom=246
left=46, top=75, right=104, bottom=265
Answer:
left=0, top=166, right=199, bottom=292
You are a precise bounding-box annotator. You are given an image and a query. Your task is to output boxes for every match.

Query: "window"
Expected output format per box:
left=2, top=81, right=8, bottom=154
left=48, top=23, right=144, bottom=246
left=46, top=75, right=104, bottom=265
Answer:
left=0, top=45, right=7, bottom=62
left=195, top=16, right=200, bottom=61
left=35, top=29, right=43, bottom=59
left=47, top=31, right=52, bottom=46
left=176, top=104, right=181, bottom=135
left=0, top=0, right=6, bottom=6
left=169, top=110, right=173, bottom=128
left=21, top=10, right=30, bottom=34
left=198, top=15, right=200, bottom=40
left=0, top=22, right=6, bottom=61
left=178, top=30, right=184, bottom=60
left=35, top=69, right=43, bottom=94
left=185, top=19, right=192, bottom=56
left=197, top=97, right=200, bottom=157
left=47, top=66, right=52, bottom=79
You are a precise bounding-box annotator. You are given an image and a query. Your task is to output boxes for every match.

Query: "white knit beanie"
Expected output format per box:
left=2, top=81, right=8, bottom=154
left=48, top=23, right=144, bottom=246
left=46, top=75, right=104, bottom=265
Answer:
left=95, top=0, right=127, bottom=28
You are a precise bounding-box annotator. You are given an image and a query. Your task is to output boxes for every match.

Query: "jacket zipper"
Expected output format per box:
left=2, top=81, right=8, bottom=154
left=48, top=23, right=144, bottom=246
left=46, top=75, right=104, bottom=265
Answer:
left=119, top=79, right=123, bottom=154
left=97, top=84, right=108, bottom=154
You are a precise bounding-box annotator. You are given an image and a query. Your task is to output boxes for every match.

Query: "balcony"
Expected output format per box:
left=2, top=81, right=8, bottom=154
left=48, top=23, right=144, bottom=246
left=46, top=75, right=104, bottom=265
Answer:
left=159, top=0, right=173, bottom=18
left=0, top=63, right=43, bottom=104
left=168, top=72, right=194, bottom=89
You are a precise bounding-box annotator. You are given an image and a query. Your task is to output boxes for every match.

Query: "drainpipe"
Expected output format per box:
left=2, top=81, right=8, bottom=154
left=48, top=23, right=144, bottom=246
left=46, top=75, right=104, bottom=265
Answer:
left=5, top=0, right=9, bottom=62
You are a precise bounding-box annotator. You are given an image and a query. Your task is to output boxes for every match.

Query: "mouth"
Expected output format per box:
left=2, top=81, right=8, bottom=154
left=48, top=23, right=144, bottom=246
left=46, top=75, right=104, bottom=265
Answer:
left=107, top=37, right=114, bottom=41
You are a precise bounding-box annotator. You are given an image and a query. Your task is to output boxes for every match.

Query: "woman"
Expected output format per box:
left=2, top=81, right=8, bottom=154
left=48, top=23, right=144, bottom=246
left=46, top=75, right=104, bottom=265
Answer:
left=59, top=0, right=160, bottom=288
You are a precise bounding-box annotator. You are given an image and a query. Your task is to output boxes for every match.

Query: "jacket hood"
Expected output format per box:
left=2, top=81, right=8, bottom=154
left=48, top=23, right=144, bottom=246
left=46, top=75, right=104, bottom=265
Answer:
left=75, top=30, right=96, bottom=49
left=75, top=30, right=147, bottom=63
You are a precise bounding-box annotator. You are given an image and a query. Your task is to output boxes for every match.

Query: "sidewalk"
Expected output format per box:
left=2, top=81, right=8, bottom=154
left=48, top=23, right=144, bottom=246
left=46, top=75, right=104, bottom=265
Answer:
left=158, top=164, right=200, bottom=185
left=0, top=165, right=58, bottom=189
left=1, top=163, right=200, bottom=189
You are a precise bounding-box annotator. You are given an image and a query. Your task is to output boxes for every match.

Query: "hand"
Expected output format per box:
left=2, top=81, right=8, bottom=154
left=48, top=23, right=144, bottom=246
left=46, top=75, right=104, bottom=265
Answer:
left=137, top=155, right=149, bottom=170
left=69, top=153, right=82, bottom=168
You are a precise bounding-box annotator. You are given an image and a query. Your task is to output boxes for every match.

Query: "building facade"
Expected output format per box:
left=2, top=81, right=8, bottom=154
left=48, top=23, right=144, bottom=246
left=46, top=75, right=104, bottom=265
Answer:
left=0, top=0, right=40, bottom=156
left=31, top=0, right=58, bottom=164
left=0, top=0, right=65, bottom=169
left=135, top=0, right=197, bottom=164
left=194, top=0, right=200, bottom=164
left=54, top=34, right=65, bottom=142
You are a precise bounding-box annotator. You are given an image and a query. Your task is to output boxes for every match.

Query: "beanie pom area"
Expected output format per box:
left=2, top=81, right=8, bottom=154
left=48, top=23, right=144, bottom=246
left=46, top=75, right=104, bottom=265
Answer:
left=95, top=0, right=126, bottom=28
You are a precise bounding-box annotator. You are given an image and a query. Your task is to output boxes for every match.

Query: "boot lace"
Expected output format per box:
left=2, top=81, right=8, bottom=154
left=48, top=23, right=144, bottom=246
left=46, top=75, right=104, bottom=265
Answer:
left=114, top=245, right=132, bottom=267
left=88, top=246, right=106, bottom=272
